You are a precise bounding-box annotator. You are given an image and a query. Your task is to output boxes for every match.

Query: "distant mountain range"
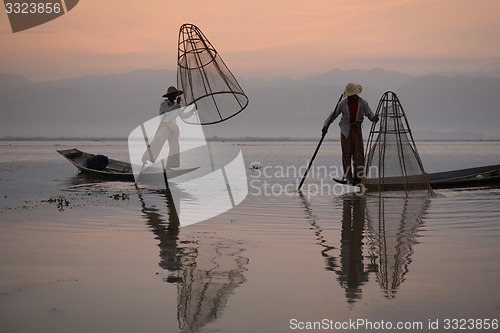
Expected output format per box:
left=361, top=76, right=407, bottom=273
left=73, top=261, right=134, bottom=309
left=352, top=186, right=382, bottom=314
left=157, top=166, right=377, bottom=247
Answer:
left=1, top=68, right=499, bottom=140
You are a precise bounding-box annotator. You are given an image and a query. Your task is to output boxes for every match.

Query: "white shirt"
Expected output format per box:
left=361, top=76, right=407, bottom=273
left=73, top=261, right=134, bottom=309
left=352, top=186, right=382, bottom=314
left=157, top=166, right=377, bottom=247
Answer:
left=159, top=99, right=181, bottom=123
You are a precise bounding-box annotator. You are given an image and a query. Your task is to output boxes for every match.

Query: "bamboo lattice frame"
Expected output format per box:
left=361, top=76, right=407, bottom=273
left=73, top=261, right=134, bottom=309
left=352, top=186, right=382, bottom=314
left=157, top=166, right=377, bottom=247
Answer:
left=363, top=91, right=433, bottom=194
left=177, top=23, right=249, bottom=125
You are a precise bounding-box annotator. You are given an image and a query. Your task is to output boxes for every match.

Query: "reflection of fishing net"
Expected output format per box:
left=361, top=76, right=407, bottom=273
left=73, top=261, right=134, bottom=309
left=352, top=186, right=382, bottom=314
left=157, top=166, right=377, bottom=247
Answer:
left=364, top=195, right=429, bottom=298
left=177, top=23, right=249, bottom=125
left=176, top=238, right=248, bottom=332
left=363, top=91, right=432, bottom=193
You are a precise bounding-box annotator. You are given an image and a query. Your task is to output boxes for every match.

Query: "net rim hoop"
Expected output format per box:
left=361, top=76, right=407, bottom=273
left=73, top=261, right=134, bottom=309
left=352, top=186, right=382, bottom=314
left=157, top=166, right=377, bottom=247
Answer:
left=183, top=92, right=249, bottom=125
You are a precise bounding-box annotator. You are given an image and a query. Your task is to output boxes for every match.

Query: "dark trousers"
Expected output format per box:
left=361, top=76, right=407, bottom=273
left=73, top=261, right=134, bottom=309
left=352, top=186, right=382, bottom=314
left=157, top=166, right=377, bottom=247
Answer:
left=341, top=123, right=365, bottom=182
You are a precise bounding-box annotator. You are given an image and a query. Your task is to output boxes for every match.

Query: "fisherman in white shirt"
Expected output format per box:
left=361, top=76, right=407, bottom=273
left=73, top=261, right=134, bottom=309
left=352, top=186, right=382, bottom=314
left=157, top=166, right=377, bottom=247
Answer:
left=142, top=86, right=195, bottom=167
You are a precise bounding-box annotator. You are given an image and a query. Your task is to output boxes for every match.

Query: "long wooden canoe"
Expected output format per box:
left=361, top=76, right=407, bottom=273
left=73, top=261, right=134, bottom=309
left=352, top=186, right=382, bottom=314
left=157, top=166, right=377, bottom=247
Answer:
left=363, top=164, right=500, bottom=191
left=57, top=148, right=197, bottom=181
left=427, top=164, right=500, bottom=189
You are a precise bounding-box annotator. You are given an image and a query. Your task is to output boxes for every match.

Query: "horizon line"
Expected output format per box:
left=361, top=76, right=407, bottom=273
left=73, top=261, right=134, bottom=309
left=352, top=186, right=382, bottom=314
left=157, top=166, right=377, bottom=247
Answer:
left=2, top=66, right=500, bottom=84
left=1, top=136, right=499, bottom=142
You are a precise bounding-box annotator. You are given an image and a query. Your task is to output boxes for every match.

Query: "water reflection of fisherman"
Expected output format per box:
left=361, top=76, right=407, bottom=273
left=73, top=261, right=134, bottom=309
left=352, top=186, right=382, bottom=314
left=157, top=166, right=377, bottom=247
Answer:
left=338, top=195, right=372, bottom=303
left=139, top=188, right=249, bottom=332
left=142, top=86, right=196, bottom=168
left=139, top=189, right=183, bottom=282
left=299, top=192, right=374, bottom=304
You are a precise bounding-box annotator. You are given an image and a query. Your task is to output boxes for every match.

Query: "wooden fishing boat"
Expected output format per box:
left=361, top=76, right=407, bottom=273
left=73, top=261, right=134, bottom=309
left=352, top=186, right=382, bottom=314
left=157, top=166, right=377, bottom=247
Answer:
left=362, top=164, right=500, bottom=191
left=57, top=148, right=197, bottom=181
left=427, top=164, right=500, bottom=189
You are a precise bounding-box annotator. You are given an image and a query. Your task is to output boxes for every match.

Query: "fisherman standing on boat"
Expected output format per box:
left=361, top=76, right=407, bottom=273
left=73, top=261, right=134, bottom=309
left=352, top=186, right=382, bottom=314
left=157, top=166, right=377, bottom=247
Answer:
left=142, top=86, right=195, bottom=168
left=322, top=83, right=379, bottom=185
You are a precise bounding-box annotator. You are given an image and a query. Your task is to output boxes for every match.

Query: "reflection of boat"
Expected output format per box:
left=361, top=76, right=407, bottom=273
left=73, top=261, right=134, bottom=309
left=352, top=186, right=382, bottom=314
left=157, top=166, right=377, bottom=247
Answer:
left=139, top=189, right=248, bottom=332
left=57, top=148, right=197, bottom=181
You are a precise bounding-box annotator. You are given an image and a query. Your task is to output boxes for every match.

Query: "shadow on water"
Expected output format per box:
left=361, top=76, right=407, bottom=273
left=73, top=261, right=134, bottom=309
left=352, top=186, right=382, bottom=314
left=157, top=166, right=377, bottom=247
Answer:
left=63, top=173, right=248, bottom=333
left=137, top=187, right=249, bottom=333
left=299, top=191, right=430, bottom=304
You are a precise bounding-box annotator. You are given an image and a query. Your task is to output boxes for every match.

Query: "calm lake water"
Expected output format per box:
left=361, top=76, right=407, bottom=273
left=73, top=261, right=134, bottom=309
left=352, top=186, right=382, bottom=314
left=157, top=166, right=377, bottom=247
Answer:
left=1, top=140, right=500, bottom=333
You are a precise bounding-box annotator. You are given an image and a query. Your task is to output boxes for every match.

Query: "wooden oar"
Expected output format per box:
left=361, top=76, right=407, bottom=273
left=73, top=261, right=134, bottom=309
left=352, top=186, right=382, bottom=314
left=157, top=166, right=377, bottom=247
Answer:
left=298, top=94, right=343, bottom=191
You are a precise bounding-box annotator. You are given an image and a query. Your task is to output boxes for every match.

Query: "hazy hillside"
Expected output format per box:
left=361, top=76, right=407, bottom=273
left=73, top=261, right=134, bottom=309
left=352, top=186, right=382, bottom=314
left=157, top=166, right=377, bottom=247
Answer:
left=0, top=69, right=177, bottom=138
left=396, top=75, right=500, bottom=135
left=0, top=73, right=32, bottom=89
left=0, top=68, right=499, bottom=140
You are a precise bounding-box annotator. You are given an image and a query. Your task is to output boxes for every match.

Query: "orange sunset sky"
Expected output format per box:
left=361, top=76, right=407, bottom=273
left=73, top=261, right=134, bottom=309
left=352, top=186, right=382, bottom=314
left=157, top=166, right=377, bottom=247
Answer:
left=1, top=0, right=499, bottom=81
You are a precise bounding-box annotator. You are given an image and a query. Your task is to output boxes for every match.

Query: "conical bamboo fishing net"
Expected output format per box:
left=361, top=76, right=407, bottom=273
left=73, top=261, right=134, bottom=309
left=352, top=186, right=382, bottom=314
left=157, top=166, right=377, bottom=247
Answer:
left=177, top=23, right=249, bottom=125
left=363, top=91, right=433, bottom=194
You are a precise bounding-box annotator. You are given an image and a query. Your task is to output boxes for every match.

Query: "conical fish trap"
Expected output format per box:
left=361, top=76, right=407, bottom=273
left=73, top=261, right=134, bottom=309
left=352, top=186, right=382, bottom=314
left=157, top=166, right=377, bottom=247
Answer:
left=363, top=91, right=432, bottom=193
left=177, top=23, right=249, bottom=125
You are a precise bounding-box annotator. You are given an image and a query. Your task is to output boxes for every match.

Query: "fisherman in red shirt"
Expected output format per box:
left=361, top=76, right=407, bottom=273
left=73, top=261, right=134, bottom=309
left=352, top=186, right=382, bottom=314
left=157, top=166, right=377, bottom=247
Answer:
left=322, top=83, right=379, bottom=185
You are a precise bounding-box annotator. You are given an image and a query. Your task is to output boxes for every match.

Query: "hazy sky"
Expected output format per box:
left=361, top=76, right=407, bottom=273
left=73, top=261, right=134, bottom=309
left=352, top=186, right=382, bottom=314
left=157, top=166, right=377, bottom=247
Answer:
left=1, top=0, right=499, bottom=81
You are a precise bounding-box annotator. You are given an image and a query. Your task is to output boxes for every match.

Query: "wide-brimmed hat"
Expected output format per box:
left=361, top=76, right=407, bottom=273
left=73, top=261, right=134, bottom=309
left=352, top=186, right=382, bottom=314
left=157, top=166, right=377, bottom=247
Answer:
left=162, top=86, right=183, bottom=98
left=343, top=83, right=362, bottom=98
